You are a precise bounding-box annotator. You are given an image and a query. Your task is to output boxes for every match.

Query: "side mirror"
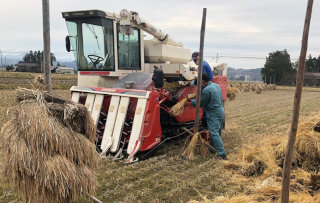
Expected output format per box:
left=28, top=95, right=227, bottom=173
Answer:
left=65, top=35, right=71, bottom=52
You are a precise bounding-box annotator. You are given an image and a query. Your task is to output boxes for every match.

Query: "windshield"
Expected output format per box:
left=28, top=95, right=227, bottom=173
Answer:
left=113, top=72, right=153, bottom=90
left=66, top=18, right=115, bottom=71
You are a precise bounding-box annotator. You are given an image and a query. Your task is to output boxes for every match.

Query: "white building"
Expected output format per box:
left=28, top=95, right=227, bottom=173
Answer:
left=51, top=66, right=75, bottom=74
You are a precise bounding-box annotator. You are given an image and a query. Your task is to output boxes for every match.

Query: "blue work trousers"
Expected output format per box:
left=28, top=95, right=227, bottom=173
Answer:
left=207, top=114, right=226, bottom=156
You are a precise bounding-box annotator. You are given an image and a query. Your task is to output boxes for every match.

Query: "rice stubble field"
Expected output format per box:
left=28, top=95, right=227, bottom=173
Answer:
left=1, top=84, right=320, bottom=202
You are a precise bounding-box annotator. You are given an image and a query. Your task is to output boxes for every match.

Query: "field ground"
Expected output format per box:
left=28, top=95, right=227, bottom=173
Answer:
left=1, top=86, right=320, bottom=202
left=0, top=72, right=77, bottom=89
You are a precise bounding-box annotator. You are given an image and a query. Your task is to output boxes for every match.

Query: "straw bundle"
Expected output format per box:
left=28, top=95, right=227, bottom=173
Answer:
left=33, top=75, right=45, bottom=90
left=170, top=93, right=196, bottom=116
left=165, top=81, right=191, bottom=91
left=255, top=86, right=262, bottom=94
left=182, top=133, right=200, bottom=160
left=275, top=121, right=320, bottom=171
left=314, top=121, right=320, bottom=133
left=250, top=85, right=256, bottom=91
left=227, top=87, right=240, bottom=101
left=182, top=132, right=210, bottom=160
left=0, top=88, right=99, bottom=203
left=225, top=151, right=267, bottom=177
left=243, top=85, right=250, bottom=92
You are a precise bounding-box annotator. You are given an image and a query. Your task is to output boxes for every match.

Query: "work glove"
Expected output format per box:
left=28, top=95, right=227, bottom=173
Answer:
left=191, top=99, right=196, bottom=107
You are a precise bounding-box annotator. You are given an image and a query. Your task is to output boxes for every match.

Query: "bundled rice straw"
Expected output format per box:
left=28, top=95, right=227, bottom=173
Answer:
left=33, top=75, right=45, bottom=90
left=170, top=93, right=196, bottom=116
left=0, top=87, right=99, bottom=203
left=255, top=86, right=262, bottom=94
left=182, top=129, right=212, bottom=160
left=275, top=121, right=320, bottom=171
left=227, top=87, right=240, bottom=101
left=182, top=132, right=200, bottom=160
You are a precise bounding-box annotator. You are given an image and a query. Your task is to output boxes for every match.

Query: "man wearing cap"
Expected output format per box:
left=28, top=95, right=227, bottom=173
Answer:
left=190, top=73, right=227, bottom=160
left=191, top=51, right=213, bottom=82
left=191, top=51, right=214, bottom=128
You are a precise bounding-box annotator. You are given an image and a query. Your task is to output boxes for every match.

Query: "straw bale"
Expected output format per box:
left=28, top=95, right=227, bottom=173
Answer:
left=275, top=121, right=320, bottom=172
left=0, top=88, right=99, bottom=203
left=227, top=87, right=239, bottom=101
left=314, top=121, right=320, bottom=133
left=33, top=75, right=45, bottom=90
left=63, top=103, right=96, bottom=143
left=241, top=160, right=267, bottom=177
left=16, top=87, right=69, bottom=104
left=243, top=85, right=250, bottom=92
left=255, top=86, right=262, bottom=94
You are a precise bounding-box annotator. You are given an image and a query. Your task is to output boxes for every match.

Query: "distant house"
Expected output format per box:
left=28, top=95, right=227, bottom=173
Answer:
left=304, top=72, right=320, bottom=86
left=16, top=61, right=39, bottom=72
left=51, top=66, right=75, bottom=74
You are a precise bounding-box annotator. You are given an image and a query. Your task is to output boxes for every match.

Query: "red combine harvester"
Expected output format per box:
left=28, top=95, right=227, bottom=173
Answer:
left=62, top=9, right=227, bottom=163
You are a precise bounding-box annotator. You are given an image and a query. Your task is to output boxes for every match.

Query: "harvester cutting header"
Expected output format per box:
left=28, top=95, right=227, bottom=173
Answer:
left=62, top=9, right=227, bottom=163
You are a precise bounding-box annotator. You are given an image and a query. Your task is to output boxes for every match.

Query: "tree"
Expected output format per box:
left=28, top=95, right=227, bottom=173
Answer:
left=305, top=54, right=320, bottom=73
left=21, top=50, right=56, bottom=72
left=6, top=65, right=14, bottom=71
left=261, top=50, right=295, bottom=85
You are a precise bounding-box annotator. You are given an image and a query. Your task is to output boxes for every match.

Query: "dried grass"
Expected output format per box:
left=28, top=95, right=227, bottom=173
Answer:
left=181, top=130, right=211, bottom=160
left=170, top=94, right=196, bottom=116
left=0, top=88, right=99, bottom=203
left=227, top=87, right=239, bottom=101
left=182, top=133, right=200, bottom=160
left=275, top=121, right=320, bottom=171
left=170, top=98, right=188, bottom=116
left=33, top=75, right=45, bottom=90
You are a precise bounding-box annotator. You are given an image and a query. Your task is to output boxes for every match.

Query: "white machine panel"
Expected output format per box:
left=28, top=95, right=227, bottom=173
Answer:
left=91, top=94, right=104, bottom=126
left=71, top=92, right=80, bottom=103
left=110, top=97, right=130, bottom=152
left=127, top=98, right=147, bottom=155
left=85, top=93, right=95, bottom=113
left=100, top=96, right=120, bottom=152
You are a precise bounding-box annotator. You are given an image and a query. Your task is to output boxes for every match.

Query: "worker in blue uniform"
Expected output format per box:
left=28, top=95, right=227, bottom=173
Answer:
left=191, top=51, right=213, bottom=81
left=191, top=51, right=214, bottom=128
left=190, top=73, right=227, bottom=160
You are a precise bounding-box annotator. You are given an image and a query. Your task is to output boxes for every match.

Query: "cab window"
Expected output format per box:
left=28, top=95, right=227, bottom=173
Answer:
left=117, top=26, right=141, bottom=70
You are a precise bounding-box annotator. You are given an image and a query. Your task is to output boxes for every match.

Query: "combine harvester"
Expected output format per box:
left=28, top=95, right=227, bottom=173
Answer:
left=62, top=9, right=227, bottom=163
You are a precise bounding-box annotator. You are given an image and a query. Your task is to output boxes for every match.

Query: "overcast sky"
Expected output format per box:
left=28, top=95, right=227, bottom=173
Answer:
left=0, top=0, right=319, bottom=69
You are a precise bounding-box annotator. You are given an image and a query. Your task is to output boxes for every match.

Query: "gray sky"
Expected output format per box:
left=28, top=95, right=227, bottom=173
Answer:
left=0, top=0, right=319, bottom=69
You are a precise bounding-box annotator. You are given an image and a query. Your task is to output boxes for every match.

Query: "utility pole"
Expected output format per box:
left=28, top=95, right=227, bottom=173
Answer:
left=194, top=8, right=207, bottom=133
left=42, top=0, right=52, bottom=92
left=281, top=0, right=313, bottom=202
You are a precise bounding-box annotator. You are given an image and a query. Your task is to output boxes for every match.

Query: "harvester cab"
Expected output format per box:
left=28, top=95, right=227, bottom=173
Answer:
left=62, top=9, right=227, bottom=163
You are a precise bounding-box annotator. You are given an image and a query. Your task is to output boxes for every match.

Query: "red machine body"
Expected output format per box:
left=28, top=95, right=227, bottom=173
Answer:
left=72, top=74, right=227, bottom=158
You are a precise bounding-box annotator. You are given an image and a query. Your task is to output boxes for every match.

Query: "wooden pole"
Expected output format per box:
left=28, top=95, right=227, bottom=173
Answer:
left=194, top=8, right=207, bottom=133
left=281, top=1, right=313, bottom=202
left=42, top=0, right=52, bottom=92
